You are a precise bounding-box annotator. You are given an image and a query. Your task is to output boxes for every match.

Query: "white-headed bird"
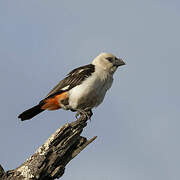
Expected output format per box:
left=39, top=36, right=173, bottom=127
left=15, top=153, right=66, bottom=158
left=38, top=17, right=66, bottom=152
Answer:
left=18, top=53, right=125, bottom=121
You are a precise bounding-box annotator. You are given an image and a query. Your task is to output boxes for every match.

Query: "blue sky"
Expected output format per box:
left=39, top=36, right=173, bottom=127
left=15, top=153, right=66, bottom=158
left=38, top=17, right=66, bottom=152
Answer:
left=0, top=1, right=180, bottom=179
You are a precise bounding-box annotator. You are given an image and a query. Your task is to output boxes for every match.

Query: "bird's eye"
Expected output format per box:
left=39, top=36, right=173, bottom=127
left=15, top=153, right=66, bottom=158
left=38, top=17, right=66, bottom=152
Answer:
left=106, top=57, right=113, bottom=62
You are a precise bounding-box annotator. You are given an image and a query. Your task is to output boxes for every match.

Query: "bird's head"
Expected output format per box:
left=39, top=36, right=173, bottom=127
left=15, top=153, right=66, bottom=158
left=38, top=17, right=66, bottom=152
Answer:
left=92, top=52, right=125, bottom=74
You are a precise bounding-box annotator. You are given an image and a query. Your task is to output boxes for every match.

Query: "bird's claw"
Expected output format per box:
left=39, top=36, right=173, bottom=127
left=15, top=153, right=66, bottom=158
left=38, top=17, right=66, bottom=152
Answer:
left=75, top=111, right=80, bottom=119
left=75, top=109, right=93, bottom=120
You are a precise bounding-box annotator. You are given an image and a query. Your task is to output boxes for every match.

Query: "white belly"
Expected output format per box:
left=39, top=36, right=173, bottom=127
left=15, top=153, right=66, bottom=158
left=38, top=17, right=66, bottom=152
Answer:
left=68, top=70, right=113, bottom=110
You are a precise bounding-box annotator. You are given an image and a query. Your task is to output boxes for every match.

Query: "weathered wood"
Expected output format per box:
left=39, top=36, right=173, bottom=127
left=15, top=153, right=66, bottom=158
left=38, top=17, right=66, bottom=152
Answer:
left=0, top=115, right=96, bottom=180
left=0, top=164, right=6, bottom=179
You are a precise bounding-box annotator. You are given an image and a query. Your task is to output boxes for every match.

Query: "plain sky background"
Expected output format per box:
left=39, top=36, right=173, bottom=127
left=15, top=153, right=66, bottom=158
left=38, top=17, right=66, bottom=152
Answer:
left=0, top=0, right=180, bottom=180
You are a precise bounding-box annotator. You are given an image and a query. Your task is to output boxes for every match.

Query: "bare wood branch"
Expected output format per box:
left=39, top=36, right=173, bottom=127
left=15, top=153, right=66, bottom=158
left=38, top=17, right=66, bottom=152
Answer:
left=0, top=164, right=6, bottom=179
left=1, top=115, right=96, bottom=180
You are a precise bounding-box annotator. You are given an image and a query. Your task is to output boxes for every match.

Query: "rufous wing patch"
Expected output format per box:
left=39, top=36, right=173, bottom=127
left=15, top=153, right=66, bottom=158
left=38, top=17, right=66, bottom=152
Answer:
left=41, top=92, right=68, bottom=110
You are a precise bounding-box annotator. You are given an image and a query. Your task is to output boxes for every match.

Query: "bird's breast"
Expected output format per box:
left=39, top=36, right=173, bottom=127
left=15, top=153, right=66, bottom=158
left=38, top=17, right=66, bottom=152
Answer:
left=68, top=70, right=113, bottom=110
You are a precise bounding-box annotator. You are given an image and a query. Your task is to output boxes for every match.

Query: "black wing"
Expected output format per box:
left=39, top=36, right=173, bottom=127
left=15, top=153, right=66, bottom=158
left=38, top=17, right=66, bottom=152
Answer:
left=45, top=64, right=95, bottom=99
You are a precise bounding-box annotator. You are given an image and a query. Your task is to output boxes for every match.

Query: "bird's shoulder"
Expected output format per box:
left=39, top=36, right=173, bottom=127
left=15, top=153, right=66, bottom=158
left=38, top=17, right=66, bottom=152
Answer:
left=68, top=64, right=95, bottom=77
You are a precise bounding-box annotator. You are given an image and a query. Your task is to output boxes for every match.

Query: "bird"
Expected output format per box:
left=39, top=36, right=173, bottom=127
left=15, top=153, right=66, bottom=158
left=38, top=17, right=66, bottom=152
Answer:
left=18, top=52, right=125, bottom=121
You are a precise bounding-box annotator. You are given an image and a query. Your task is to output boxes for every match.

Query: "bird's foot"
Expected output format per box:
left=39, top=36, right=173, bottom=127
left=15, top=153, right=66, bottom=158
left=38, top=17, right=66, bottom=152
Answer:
left=75, top=111, right=80, bottom=119
left=75, top=109, right=93, bottom=120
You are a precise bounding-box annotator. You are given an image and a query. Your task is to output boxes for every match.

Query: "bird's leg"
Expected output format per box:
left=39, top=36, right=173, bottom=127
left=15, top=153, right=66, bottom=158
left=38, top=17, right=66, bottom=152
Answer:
left=75, top=109, right=88, bottom=119
left=75, top=109, right=86, bottom=119
left=86, top=109, right=93, bottom=121
left=75, top=111, right=81, bottom=119
left=75, top=109, right=93, bottom=120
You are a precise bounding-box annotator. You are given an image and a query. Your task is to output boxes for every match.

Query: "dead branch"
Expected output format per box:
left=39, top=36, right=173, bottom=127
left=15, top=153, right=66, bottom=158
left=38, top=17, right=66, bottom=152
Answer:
left=0, top=115, right=96, bottom=180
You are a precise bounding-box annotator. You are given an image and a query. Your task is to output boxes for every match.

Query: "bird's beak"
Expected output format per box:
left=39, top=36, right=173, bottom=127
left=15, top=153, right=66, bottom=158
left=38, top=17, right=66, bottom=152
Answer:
left=114, top=58, right=126, bottom=67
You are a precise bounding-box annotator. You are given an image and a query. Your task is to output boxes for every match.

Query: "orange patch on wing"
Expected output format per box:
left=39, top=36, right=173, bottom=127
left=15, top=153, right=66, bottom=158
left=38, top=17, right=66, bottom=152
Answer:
left=41, top=92, right=68, bottom=110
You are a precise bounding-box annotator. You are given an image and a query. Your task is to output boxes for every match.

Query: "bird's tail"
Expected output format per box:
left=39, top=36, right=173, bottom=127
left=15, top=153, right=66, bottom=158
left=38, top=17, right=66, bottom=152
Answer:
left=18, top=103, right=45, bottom=121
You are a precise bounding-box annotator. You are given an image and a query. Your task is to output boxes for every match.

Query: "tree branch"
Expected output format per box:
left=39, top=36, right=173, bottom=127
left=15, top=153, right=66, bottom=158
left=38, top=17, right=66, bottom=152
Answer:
left=1, top=115, right=96, bottom=180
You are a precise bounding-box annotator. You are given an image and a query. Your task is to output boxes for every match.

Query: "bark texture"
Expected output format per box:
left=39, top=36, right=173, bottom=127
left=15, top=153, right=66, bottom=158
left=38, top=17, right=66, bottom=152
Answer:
left=0, top=115, right=96, bottom=180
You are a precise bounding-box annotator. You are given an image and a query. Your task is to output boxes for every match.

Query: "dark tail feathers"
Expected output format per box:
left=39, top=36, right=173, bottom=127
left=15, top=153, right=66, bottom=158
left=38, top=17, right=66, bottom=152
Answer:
left=18, top=104, right=45, bottom=121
